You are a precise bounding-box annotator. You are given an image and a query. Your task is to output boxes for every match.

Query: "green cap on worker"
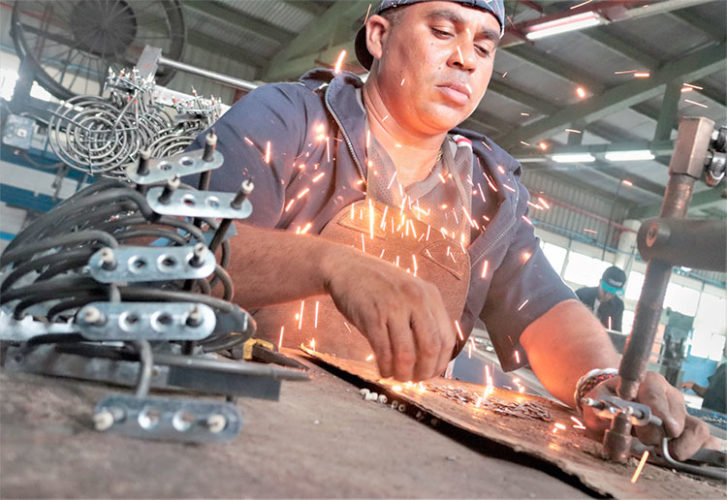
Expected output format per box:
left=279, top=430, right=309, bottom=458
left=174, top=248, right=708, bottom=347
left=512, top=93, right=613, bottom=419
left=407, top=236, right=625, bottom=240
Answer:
left=355, top=0, right=506, bottom=70
left=600, top=266, right=627, bottom=296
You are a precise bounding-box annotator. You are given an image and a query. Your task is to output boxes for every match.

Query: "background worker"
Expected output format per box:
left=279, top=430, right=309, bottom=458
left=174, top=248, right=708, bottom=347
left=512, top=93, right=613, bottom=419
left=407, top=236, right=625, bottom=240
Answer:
left=576, top=266, right=626, bottom=331
left=190, top=0, right=716, bottom=459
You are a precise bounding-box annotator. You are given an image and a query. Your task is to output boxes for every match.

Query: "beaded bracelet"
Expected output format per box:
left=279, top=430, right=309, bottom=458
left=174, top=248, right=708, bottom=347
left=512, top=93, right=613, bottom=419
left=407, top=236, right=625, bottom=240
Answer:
left=574, top=368, right=618, bottom=414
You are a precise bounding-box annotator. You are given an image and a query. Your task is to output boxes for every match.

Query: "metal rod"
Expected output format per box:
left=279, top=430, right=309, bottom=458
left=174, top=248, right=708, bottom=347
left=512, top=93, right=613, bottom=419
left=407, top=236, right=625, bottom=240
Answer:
left=158, top=56, right=259, bottom=92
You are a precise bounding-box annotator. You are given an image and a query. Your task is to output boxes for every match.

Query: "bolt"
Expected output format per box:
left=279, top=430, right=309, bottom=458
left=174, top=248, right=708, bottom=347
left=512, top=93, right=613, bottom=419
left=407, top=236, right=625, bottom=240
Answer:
left=207, top=414, right=226, bottom=433
left=186, top=306, right=204, bottom=327
left=365, top=391, right=378, bottom=401
left=377, top=394, right=388, bottom=404
left=137, top=149, right=151, bottom=176
left=158, top=176, right=180, bottom=204
left=397, top=402, right=407, bottom=413
left=81, top=306, right=106, bottom=326
left=359, top=388, right=370, bottom=399
left=203, top=129, right=217, bottom=162
left=230, top=180, right=254, bottom=209
left=94, top=411, right=114, bottom=431
left=99, top=247, right=117, bottom=270
left=189, top=243, right=207, bottom=268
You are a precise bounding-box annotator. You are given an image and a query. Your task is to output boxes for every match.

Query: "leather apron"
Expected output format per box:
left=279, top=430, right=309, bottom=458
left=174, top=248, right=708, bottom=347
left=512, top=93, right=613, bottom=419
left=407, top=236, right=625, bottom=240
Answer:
left=253, top=135, right=473, bottom=367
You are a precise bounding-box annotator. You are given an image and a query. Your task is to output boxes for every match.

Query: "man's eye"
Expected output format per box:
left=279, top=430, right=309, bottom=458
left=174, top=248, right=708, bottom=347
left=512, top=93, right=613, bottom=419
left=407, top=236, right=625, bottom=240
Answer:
left=476, top=46, right=491, bottom=57
left=432, top=28, right=453, bottom=38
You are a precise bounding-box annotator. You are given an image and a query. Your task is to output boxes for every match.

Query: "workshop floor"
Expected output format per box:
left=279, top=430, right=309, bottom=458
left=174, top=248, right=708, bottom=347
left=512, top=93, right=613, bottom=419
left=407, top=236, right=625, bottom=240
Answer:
left=0, top=358, right=591, bottom=498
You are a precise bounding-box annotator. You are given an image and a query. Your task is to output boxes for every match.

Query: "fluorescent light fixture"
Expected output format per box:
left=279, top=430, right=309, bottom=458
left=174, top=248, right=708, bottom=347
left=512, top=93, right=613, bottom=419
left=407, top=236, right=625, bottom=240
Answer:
left=516, top=157, right=548, bottom=163
left=551, top=153, right=596, bottom=163
left=605, top=150, right=655, bottom=161
left=526, top=11, right=603, bottom=40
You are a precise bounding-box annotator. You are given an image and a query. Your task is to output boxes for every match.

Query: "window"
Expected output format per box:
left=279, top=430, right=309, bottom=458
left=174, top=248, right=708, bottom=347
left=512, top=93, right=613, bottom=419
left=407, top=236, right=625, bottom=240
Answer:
left=664, top=283, right=700, bottom=316
left=691, top=292, right=727, bottom=358
left=625, top=271, right=644, bottom=302
left=563, top=252, right=610, bottom=288
left=541, top=242, right=567, bottom=276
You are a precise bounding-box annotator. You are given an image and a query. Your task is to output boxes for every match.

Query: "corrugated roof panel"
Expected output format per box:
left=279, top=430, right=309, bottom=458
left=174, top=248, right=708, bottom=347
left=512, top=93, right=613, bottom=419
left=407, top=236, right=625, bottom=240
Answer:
left=605, top=15, right=712, bottom=60
left=216, top=0, right=316, bottom=33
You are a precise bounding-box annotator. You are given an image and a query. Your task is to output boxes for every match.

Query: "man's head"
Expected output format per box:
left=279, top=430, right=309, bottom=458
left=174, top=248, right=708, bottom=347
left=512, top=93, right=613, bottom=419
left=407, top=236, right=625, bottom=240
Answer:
left=598, top=266, right=626, bottom=303
left=357, top=0, right=505, bottom=136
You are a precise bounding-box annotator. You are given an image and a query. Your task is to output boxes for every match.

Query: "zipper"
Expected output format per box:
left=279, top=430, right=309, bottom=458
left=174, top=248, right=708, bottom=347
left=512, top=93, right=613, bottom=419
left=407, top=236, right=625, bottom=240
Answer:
left=324, top=87, right=367, bottom=180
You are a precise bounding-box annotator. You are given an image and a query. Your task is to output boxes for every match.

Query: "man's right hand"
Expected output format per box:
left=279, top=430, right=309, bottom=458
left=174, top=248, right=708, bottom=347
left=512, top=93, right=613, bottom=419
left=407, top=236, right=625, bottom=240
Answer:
left=322, top=249, right=455, bottom=382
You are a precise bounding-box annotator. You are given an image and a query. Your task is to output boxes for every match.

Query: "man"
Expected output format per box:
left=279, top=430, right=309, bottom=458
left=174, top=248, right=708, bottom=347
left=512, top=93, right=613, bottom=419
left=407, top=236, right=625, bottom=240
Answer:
left=576, top=266, right=626, bottom=331
left=682, top=343, right=727, bottom=414
left=190, top=0, right=715, bottom=459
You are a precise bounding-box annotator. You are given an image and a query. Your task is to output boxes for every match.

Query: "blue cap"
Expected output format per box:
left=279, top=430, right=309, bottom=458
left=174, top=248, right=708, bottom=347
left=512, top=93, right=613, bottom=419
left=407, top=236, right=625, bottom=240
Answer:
left=355, top=0, right=506, bottom=70
left=600, top=266, right=626, bottom=296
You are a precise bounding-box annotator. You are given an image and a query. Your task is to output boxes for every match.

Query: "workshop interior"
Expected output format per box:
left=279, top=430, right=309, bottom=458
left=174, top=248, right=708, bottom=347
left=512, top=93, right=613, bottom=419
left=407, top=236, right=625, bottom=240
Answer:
left=0, top=0, right=725, bottom=498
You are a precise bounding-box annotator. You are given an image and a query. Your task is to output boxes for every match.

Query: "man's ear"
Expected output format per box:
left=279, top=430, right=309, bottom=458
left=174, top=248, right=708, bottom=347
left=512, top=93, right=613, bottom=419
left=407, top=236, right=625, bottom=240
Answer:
left=365, top=14, right=391, bottom=62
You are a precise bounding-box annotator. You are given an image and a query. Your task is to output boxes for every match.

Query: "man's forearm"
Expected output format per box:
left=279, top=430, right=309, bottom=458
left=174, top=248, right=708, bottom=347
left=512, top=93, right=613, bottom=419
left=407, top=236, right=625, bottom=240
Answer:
left=520, top=299, right=620, bottom=407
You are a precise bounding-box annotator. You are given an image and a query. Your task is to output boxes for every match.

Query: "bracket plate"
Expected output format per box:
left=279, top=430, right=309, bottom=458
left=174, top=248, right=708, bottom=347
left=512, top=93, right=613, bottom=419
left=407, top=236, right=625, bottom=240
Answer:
left=76, top=302, right=215, bottom=341
left=94, top=394, right=242, bottom=442
left=0, top=311, right=76, bottom=341
left=88, top=245, right=215, bottom=283
left=146, top=189, right=253, bottom=219
left=125, top=148, right=223, bottom=185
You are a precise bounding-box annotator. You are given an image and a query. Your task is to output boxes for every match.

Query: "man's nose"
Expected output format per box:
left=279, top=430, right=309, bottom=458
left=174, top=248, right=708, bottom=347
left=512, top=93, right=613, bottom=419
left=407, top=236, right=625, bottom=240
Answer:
left=449, top=42, right=476, bottom=71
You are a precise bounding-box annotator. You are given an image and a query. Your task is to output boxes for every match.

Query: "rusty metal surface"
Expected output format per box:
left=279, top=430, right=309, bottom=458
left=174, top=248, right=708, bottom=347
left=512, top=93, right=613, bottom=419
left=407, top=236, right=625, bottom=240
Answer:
left=302, top=347, right=725, bottom=499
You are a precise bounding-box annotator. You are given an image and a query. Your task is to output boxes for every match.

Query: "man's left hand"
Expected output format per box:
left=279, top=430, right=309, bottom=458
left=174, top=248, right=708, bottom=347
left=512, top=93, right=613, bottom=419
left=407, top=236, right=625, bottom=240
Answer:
left=582, top=371, right=719, bottom=460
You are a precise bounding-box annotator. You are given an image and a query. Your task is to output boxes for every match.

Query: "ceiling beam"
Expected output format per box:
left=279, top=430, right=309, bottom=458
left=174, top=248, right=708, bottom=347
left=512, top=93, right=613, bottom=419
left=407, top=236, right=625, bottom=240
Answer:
left=669, top=9, right=725, bottom=43
left=487, top=80, right=558, bottom=114
left=186, top=31, right=268, bottom=70
left=262, top=41, right=356, bottom=82
left=653, top=80, right=682, bottom=141
left=499, top=40, right=726, bottom=148
left=282, top=0, right=328, bottom=16
left=628, top=187, right=727, bottom=219
left=583, top=29, right=660, bottom=70
left=262, top=1, right=370, bottom=80
left=183, top=1, right=295, bottom=44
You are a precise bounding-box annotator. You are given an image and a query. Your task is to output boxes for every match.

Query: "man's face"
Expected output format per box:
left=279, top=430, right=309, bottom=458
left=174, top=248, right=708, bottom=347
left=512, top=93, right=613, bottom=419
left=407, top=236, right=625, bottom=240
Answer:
left=598, top=285, right=615, bottom=303
left=369, top=1, right=500, bottom=136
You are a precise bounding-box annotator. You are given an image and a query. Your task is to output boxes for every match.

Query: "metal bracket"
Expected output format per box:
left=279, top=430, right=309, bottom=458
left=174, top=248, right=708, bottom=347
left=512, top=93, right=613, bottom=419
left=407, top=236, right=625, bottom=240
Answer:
left=125, top=148, right=223, bottom=185
left=146, top=188, right=253, bottom=219
left=88, top=245, right=216, bottom=283
left=76, top=302, right=216, bottom=341
left=0, top=311, right=77, bottom=342
left=94, top=394, right=242, bottom=443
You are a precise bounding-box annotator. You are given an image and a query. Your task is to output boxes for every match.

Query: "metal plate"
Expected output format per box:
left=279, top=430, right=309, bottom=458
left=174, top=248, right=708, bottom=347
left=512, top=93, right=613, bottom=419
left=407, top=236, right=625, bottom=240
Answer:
left=88, top=246, right=215, bottom=282
left=301, top=347, right=726, bottom=499
left=94, top=394, right=241, bottom=443
left=146, top=189, right=253, bottom=219
left=76, top=302, right=215, bottom=341
left=0, top=311, right=77, bottom=341
left=125, top=148, right=223, bottom=185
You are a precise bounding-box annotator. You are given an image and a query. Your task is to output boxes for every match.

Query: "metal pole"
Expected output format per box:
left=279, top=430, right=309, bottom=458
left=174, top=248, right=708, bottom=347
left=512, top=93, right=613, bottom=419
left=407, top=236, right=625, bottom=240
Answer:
left=158, top=56, right=259, bottom=92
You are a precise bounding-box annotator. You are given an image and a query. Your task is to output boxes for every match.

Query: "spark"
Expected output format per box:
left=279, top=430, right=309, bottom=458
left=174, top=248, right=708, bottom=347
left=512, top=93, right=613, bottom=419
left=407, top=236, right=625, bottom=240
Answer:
left=387, top=171, right=398, bottom=189
left=520, top=112, right=530, bottom=117
left=555, top=423, right=566, bottom=431
left=570, top=0, right=592, bottom=8
left=326, top=136, right=331, bottom=162
left=497, top=165, right=505, bottom=174
left=522, top=251, right=532, bottom=262
left=503, top=184, right=516, bottom=192
left=264, top=141, right=272, bottom=164
left=426, top=225, right=431, bottom=240
left=438, top=173, right=447, bottom=184
left=366, top=353, right=374, bottom=362
left=633, top=72, right=650, bottom=78
left=564, top=128, right=582, bottom=134
left=462, top=206, right=478, bottom=229
left=296, top=187, right=310, bottom=199
left=298, top=301, right=305, bottom=330
left=379, top=249, right=386, bottom=259
left=454, top=320, right=464, bottom=341
left=631, top=451, right=649, bottom=484
left=366, top=130, right=371, bottom=149
left=412, top=255, right=418, bottom=276
left=380, top=205, right=389, bottom=229
left=680, top=86, right=693, bottom=93
left=243, top=136, right=254, bottom=146
left=400, top=78, right=406, bottom=86
left=684, top=99, right=708, bottom=108
left=333, top=49, right=347, bottom=74
left=392, top=385, right=403, bottom=392
left=482, top=142, right=493, bottom=152
left=278, top=326, right=285, bottom=349
left=584, top=228, right=597, bottom=234
left=382, top=114, right=389, bottom=122
left=314, top=301, right=320, bottom=329
left=502, top=71, right=508, bottom=78
left=369, top=199, right=375, bottom=239
left=285, top=199, right=295, bottom=212
left=515, top=350, right=520, bottom=364
left=608, top=316, right=612, bottom=330
left=477, top=183, right=486, bottom=202
left=613, top=69, right=638, bottom=75
left=480, top=260, right=489, bottom=279
left=520, top=140, right=531, bottom=146
left=682, top=82, right=703, bottom=90
left=350, top=204, right=355, bottom=220
left=361, top=233, right=366, bottom=253
left=343, top=322, right=352, bottom=334
left=621, top=179, right=633, bottom=187
left=364, top=3, right=372, bottom=23
left=456, top=45, right=464, bottom=62
left=537, top=196, right=550, bottom=209
left=517, top=299, right=529, bottom=311
left=300, top=222, right=312, bottom=234
left=468, top=343, right=472, bottom=358
left=521, top=215, right=533, bottom=226
left=309, top=338, right=316, bottom=350
left=575, top=87, right=587, bottom=99
left=570, top=416, right=586, bottom=429
left=312, top=172, right=325, bottom=183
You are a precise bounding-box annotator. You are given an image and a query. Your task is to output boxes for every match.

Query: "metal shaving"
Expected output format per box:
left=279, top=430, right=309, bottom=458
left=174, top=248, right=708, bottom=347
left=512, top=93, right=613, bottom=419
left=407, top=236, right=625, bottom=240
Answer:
left=426, top=384, right=553, bottom=422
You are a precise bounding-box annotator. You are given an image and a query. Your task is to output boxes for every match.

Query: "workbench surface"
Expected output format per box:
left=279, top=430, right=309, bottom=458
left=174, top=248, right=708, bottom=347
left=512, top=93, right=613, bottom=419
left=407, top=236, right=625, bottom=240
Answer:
left=0, top=357, right=589, bottom=498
